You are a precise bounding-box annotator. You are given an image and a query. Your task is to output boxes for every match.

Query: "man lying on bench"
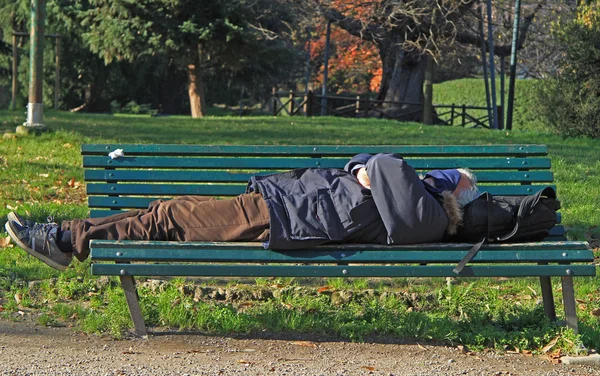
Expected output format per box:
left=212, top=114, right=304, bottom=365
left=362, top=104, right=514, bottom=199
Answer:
left=5, top=153, right=479, bottom=271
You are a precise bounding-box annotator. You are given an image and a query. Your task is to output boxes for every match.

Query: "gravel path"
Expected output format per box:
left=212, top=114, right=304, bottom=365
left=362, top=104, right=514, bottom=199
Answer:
left=0, top=319, right=598, bottom=375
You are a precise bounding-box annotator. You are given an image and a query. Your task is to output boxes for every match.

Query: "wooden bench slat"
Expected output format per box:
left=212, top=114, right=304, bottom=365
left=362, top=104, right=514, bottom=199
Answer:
left=83, top=156, right=552, bottom=170
left=90, top=248, right=593, bottom=263
left=91, top=264, right=596, bottom=278
left=87, top=210, right=563, bottom=225
left=86, top=185, right=558, bottom=208
left=82, top=144, right=549, bottom=156
left=84, top=170, right=554, bottom=183
left=86, top=183, right=556, bottom=196
left=90, top=240, right=589, bottom=250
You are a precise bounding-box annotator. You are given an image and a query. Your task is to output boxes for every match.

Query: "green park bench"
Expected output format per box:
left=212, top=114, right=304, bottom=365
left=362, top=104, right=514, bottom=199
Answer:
left=82, top=144, right=595, bottom=338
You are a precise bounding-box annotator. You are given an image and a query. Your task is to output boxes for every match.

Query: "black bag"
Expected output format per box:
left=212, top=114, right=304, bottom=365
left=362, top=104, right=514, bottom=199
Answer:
left=452, top=186, right=560, bottom=274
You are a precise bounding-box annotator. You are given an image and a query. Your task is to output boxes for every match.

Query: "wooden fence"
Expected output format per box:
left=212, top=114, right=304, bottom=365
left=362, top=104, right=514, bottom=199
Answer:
left=268, top=90, right=500, bottom=129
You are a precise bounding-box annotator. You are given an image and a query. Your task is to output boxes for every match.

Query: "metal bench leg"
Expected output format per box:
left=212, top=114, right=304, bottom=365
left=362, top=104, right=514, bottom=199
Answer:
left=119, top=275, right=148, bottom=338
left=561, top=276, right=579, bottom=334
left=539, top=276, right=556, bottom=321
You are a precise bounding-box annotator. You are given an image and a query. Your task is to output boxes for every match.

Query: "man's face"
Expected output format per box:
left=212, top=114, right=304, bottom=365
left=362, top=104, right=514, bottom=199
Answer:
left=452, top=174, right=473, bottom=197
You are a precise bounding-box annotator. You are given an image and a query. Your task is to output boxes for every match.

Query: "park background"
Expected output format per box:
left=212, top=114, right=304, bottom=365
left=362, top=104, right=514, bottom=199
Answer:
left=0, top=0, right=599, bottom=358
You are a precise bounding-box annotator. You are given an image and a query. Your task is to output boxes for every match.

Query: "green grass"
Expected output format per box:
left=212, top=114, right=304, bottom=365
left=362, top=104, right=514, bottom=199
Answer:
left=0, top=106, right=599, bottom=353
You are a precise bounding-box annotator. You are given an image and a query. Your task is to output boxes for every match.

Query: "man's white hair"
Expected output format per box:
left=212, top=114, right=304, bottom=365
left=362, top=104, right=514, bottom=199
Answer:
left=457, top=168, right=477, bottom=187
left=456, top=168, right=479, bottom=207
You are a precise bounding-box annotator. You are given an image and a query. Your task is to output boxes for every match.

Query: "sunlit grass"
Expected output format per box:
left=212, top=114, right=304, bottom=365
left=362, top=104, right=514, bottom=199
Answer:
left=0, top=108, right=598, bottom=352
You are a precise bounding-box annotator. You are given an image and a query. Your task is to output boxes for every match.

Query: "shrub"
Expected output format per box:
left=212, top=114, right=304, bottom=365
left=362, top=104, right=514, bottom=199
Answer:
left=535, top=4, right=600, bottom=138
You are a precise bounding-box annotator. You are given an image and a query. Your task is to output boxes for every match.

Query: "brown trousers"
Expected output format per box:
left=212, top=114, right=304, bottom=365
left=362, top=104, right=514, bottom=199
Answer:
left=62, top=193, right=270, bottom=261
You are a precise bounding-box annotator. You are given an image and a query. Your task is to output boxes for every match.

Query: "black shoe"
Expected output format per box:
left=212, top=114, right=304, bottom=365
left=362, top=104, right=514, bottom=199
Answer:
left=7, top=212, right=36, bottom=228
left=4, top=219, right=72, bottom=271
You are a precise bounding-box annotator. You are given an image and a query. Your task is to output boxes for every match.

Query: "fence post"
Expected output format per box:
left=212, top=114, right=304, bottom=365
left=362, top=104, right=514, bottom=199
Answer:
left=365, top=97, right=370, bottom=116
left=288, top=90, right=294, bottom=116
left=271, top=87, right=277, bottom=116
left=304, top=91, right=314, bottom=117
left=462, top=104, right=467, bottom=127
left=355, top=96, right=361, bottom=117
left=451, top=104, right=455, bottom=126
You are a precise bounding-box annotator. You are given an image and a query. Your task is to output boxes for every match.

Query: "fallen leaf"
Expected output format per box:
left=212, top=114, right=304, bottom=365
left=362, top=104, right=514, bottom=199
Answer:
left=527, top=286, right=537, bottom=296
left=281, top=303, right=293, bottom=309
left=457, top=344, right=468, bottom=353
left=271, top=284, right=284, bottom=288
left=361, top=366, right=376, bottom=371
left=238, top=359, right=255, bottom=365
left=68, top=177, right=76, bottom=188
left=38, top=173, right=49, bottom=178
left=522, top=349, right=533, bottom=356
left=576, top=299, right=586, bottom=304
left=417, top=343, right=428, bottom=350
left=14, top=294, right=22, bottom=304
left=542, top=336, right=560, bottom=353
left=547, top=349, right=563, bottom=364
left=317, top=286, right=332, bottom=293
left=0, top=236, right=12, bottom=248
left=591, top=308, right=600, bottom=316
left=291, top=341, right=317, bottom=348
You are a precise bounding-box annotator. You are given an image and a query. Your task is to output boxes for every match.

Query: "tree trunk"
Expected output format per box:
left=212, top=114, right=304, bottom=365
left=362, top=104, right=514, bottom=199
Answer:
left=186, top=61, right=206, bottom=118
left=375, top=43, right=427, bottom=122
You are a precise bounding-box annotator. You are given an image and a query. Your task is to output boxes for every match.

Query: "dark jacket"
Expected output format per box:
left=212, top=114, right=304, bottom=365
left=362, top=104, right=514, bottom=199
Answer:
left=247, top=153, right=461, bottom=250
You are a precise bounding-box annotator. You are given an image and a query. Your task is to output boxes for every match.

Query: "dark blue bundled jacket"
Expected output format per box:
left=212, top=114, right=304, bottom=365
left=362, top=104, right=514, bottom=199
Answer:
left=247, top=153, right=451, bottom=250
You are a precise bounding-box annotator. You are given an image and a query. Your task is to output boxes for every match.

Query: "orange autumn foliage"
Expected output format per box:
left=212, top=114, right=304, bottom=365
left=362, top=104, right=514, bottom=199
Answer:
left=310, top=23, right=382, bottom=93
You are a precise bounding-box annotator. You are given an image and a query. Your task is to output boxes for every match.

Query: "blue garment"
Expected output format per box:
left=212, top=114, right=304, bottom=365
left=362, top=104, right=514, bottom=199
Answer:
left=247, top=153, right=449, bottom=250
left=423, top=169, right=462, bottom=195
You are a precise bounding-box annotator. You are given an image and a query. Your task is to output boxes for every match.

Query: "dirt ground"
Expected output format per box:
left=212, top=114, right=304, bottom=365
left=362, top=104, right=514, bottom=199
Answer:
left=0, top=319, right=598, bottom=376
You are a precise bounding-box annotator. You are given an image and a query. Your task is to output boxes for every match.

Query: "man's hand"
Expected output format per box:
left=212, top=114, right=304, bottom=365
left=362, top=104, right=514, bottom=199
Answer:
left=356, top=167, right=371, bottom=189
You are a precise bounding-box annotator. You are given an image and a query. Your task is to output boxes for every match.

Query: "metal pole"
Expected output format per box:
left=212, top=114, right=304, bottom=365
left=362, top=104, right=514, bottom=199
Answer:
left=486, top=0, right=499, bottom=129
left=506, top=0, right=522, bottom=131
left=500, top=57, right=505, bottom=130
left=478, top=1, right=492, bottom=128
left=11, top=34, right=18, bottom=111
left=54, top=35, right=60, bottom=110
left=320, top=20, right=331, bottom=116
left=25, top=0, right=46, bottom=128
left=305, top=34, right=311, bottom=93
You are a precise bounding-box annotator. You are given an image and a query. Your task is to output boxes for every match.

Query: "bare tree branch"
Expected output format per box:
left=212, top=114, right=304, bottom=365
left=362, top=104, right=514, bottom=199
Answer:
left=454, top=2, right=543, bottom=56
left=316, top=4, right=385, bottom=43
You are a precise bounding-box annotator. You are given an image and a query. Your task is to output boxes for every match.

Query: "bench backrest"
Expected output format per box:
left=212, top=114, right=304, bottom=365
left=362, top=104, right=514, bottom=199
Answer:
left=81, top=144, right=564, bottom=239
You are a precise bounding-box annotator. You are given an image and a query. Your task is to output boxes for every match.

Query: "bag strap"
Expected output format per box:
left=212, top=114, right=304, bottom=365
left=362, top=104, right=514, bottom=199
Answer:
left=453, top=192, right=493, bottom=274
left=496, top=186, right=556, bottom=242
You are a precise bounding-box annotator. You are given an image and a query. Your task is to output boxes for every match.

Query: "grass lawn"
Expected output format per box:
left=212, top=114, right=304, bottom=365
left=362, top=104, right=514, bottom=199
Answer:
left=0, top=109, right=599, bottom=353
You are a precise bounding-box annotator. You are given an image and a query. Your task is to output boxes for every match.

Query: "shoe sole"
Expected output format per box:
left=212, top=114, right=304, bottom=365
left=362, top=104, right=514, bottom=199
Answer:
left=7, top=212, right=23, bottom=226
left=4, top=221, right=68, bottom=271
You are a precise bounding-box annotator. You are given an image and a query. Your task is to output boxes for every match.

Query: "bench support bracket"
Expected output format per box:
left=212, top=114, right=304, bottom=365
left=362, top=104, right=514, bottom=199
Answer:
left=561, top=276, right=578, bottom=334
left=119, top=275, right=148, bottom=338
left=539, top=276, right=556, bottom=321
